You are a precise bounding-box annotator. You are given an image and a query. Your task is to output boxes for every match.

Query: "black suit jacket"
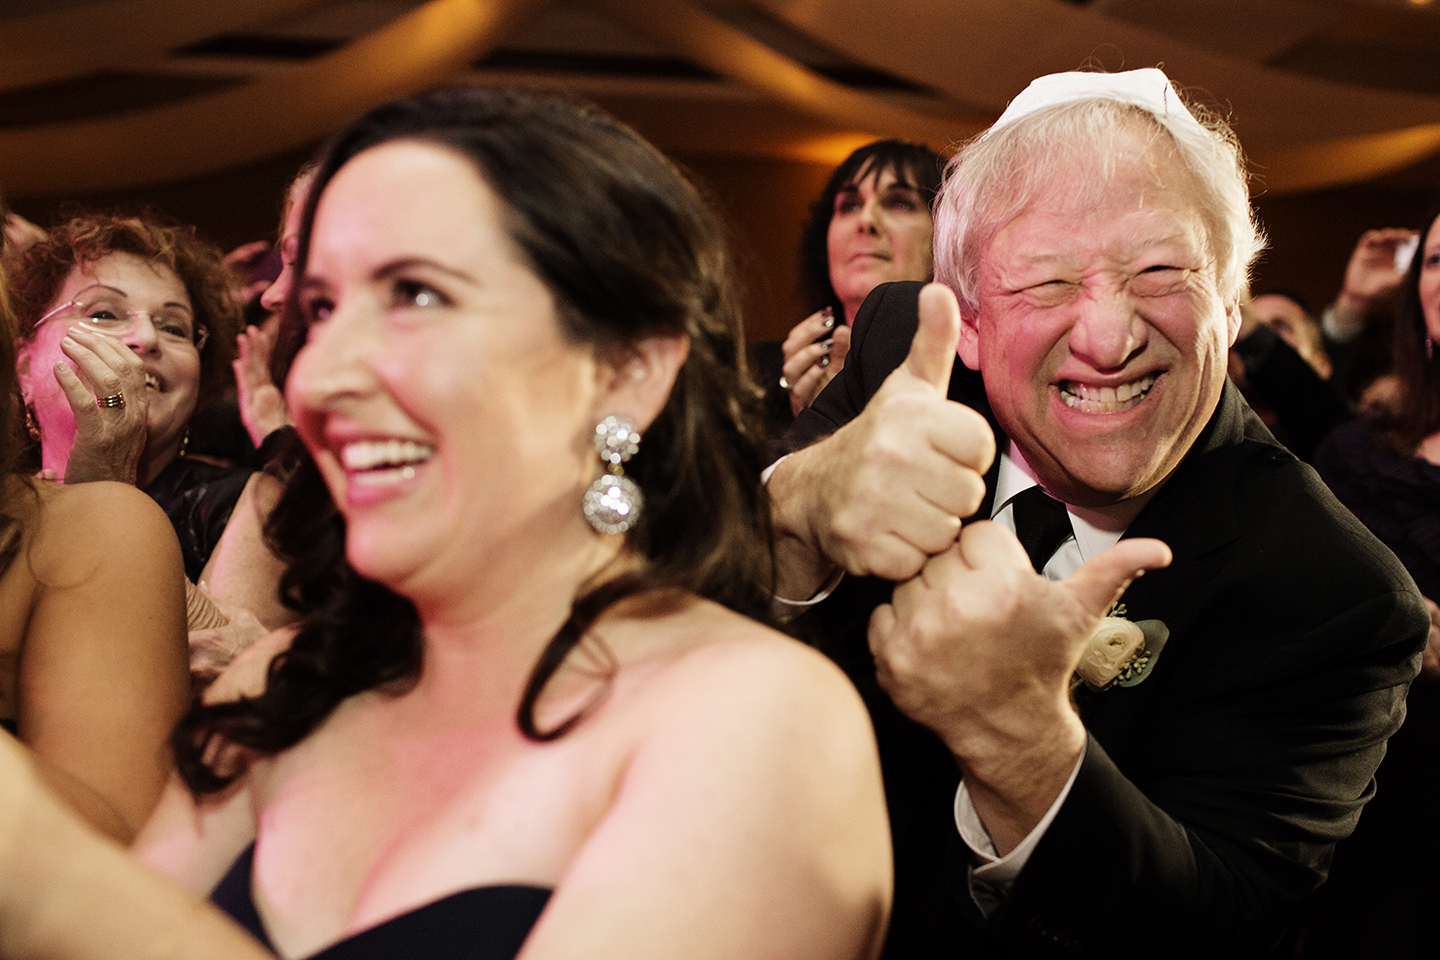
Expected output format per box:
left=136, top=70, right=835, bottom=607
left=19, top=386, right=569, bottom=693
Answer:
left=787, top=282, right=1428, bottom=959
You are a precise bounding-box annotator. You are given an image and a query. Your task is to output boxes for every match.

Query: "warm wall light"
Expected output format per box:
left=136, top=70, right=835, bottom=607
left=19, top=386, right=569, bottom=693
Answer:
left=787, top=133, right=893, bottom=166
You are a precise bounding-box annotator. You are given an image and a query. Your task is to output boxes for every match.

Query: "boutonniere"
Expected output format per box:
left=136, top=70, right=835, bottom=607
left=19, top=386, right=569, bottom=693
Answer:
left=1074, top=603, right=1169, bottom=692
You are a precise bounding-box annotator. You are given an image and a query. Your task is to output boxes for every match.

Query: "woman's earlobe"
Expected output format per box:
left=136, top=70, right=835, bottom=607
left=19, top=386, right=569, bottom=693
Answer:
left=14, top=340, right=32, bottom=395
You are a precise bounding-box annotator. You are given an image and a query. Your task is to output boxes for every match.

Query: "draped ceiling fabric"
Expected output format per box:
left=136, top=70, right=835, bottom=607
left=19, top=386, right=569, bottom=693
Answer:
left=2, top=0, right=1440, bottom=197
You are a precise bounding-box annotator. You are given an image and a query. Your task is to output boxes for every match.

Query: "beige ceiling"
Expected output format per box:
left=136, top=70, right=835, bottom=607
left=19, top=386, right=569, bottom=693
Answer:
left=3, top=0, right=1440, bottom=198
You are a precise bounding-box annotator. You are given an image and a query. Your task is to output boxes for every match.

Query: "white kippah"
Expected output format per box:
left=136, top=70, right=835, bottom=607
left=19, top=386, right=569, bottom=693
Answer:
left=987, top=67, right=1206, bottom=139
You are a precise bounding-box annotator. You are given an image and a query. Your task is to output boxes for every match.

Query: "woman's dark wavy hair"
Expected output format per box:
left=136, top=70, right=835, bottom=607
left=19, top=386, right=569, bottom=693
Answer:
left=796, top=139, right=946, bottom=318
left=175, top=86, right=776, bottom=793
left=1372, top=200, right=1440, bottom=456
left=9, top=211, right=241, bottom=412
left=0, top=212, right=25, bottom=575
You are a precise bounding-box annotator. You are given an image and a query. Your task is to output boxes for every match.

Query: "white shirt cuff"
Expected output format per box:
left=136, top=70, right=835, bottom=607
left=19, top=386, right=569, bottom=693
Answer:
left=771, top=565, right=845, bottom=613
left=763, top=453, right=845, bottom=613
left=953, top=743, right=1087, bottom=915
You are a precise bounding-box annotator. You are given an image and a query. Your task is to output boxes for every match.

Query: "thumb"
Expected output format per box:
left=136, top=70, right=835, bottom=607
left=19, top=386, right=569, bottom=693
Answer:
left=829, top=323, right=852, bottom=366
left=901, top=282, right=960, bottom=394
left=1063, top=537, right=1172, bottom=618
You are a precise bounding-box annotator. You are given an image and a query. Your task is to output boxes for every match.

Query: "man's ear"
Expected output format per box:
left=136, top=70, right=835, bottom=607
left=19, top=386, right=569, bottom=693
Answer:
left=956, top=310, right=982, bottom=372
left=596, top=333, right=690, bottom=432
left=1224, top=299, right=1244, bottom=348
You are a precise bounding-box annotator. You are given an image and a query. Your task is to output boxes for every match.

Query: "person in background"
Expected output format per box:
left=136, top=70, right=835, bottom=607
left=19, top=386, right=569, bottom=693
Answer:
left=0, top=218, right=188, bottom=844
left=231, top=162, right=317, bottom=450
left=12, top=214, right=242, bottom=576
left=1249, top=288, right=1332, bottom=379
left=1321, top=226, right=1421, bottom=411
left=1228, top=288, right=1352, bottom=462
left=1303, top=202, right=1440, bottom=960
left=753, top=140, right=944, bottom=435
left=11, top=213, right=295, bottom=665
left=0, top=86, right=891, bottom=960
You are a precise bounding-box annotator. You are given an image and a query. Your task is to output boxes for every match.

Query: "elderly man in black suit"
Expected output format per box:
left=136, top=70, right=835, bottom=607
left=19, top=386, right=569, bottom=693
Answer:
left=767, top=68, right=1428, bottom=958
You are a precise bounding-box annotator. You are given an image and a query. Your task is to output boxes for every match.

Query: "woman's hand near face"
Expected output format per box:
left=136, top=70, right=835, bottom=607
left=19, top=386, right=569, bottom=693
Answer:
left=54, top=327, right=148, bottom=485
left=1332, top=227, right=1421, bottom=332
left=781, top=309, right=852, bottom=416
left=233, top=325, right=290, bottom=447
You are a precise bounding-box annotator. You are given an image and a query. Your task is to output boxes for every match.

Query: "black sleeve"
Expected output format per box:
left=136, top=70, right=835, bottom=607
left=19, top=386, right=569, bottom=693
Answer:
left=1235, top=323, right=1354, bottom=462
left=985, top=457, right=1428, bottom=958
left=779, top=281, right=927, bottom=457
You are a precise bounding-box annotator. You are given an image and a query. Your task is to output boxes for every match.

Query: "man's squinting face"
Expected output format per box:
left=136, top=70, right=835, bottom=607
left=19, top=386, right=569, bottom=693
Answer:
left=959, top=137, right=1238, bottom=508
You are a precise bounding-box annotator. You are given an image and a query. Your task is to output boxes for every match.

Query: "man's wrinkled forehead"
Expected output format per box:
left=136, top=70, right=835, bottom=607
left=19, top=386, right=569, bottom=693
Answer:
left=984, top=124, right=1211, bottom=261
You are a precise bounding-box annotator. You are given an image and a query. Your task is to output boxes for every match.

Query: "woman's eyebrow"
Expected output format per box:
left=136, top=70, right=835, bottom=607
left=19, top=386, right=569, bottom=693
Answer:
left=373, top=257, right=476, bottom=285
left=67, top=282, right=191, bottom=312
left=66, top=282, right=124, bottom=299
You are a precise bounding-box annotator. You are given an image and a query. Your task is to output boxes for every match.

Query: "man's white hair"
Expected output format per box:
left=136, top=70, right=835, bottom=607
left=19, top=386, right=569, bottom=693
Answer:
left=932, top=69, right=1264, bottom=317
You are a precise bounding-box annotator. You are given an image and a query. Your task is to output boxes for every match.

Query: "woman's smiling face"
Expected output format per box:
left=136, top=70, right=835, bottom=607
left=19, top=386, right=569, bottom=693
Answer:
left=287, top=140, right=613, bottom=612
left=20, top=251, right=202, bottom=479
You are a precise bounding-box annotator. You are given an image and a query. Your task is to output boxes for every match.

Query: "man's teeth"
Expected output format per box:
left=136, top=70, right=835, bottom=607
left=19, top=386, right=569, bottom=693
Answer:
left=1061, top=375, right=1156, bottom=413
left=144, top=374, right=160, bottom=390
left=340, top=439, right=435, bottom=475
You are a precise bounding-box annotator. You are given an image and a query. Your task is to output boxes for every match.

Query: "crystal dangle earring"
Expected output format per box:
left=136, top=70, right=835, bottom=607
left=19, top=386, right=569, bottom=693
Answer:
left=23, top=404, right=40, bottom=442
left=583, top=415, right=643, bottom=535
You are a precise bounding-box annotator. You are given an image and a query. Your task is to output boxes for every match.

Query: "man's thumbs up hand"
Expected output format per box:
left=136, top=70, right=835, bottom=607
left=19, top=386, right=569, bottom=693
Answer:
left=771, top=283, right=997, bottom=592
left=901, top=282, right=963, bottom=393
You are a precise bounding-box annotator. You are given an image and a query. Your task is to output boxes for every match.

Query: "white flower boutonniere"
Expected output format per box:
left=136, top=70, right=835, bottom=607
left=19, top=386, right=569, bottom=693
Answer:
left=1074, top=603, right=1169, bottom=692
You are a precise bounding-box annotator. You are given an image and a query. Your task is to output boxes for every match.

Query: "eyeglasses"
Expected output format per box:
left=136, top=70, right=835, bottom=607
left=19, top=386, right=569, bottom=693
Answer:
left=36, top=294, right=209, bottom=352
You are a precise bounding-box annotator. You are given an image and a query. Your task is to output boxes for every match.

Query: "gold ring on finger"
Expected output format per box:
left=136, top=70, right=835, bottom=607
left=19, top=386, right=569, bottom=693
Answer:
left=96, top=393, right=126, bottom=409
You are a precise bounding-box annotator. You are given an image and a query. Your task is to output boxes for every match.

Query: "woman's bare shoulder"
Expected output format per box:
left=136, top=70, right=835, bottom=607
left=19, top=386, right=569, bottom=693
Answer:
left=546, top=598, right=891, bottom=960
left=677, top=599, right=836, bottom=664
left=26, top=481, right=179, bottom=584
left=615, top=597, right=871, bottom=738
left=33, top=478, right=166, bottom=523
left=30, top=479, right=169, bottom=541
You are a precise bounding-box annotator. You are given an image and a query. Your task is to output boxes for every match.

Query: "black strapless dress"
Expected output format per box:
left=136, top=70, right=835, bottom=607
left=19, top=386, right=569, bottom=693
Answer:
left=211, top=844, right=551, bottom=960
